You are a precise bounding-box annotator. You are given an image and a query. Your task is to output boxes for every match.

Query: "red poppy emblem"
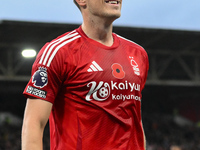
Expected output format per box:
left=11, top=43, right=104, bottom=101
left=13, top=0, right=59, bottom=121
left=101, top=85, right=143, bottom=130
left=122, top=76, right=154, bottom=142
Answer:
left=111, top=63, right=125, bottom=79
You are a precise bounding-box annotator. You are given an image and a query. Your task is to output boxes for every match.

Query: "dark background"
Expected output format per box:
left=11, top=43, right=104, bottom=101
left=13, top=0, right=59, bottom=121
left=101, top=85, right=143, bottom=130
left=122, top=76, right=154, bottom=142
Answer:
left=0, top=21, right=200, bottom=150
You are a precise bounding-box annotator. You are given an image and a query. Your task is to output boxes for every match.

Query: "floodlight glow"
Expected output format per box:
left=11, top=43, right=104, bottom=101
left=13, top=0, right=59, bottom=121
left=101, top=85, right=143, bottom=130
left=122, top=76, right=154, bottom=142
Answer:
left=22, top=49, right=36, bottom=58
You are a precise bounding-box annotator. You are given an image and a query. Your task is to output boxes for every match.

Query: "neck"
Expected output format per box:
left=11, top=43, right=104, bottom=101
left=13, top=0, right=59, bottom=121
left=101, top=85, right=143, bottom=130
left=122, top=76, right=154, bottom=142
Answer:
left=81, top=15, right=115, bottom=46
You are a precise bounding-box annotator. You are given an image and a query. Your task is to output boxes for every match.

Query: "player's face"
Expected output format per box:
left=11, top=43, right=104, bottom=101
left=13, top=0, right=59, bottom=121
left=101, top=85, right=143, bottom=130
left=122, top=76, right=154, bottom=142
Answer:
left=86, top=0, right=122, bottom=20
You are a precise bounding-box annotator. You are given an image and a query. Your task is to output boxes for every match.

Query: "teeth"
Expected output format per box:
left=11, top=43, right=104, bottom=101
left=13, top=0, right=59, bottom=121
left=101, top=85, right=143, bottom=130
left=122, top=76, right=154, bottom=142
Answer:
left=107, top=1, right=118, bottom=4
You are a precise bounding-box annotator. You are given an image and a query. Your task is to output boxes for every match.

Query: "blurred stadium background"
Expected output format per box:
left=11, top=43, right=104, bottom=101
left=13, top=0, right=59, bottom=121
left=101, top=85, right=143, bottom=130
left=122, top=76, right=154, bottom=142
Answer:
left=0, top=20, right=200, bottom=150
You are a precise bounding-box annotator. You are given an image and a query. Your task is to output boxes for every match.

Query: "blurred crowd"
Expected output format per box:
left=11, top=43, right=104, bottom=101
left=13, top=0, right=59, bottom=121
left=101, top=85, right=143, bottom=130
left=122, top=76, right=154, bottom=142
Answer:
left=0, top=124, right=21, bottom=150
left=0, top=113, right=200, bottom=150
left=0, top=122, right=50, bottom=150
left=144, top=113, right=200, bottom=150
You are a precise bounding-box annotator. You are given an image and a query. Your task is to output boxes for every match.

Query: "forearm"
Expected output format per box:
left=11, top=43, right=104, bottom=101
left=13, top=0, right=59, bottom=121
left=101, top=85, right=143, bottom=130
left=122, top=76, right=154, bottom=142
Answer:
left=141, top=120, right=146, bottom=150
left=21, top=98, right=52, bottom=150
left=143, top=132, right=146, bottom=150
left=22, top=120, right=44, bottom=150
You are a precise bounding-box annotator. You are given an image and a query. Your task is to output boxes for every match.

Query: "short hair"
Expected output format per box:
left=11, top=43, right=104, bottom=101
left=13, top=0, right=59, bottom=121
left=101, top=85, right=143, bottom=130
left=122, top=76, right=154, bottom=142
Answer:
left=73, top=0, right=81, bottom=10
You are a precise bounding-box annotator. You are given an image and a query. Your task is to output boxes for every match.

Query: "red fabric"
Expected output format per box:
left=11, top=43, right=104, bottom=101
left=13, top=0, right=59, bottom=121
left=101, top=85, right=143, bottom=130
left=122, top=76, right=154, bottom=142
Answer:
left=23, top=26, right=149, bottom=150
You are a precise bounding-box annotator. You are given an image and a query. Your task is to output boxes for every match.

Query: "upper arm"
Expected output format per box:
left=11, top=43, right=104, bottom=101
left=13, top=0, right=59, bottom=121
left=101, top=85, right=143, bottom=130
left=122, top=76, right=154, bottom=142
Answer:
left=23, top=98, right=53, bottom=129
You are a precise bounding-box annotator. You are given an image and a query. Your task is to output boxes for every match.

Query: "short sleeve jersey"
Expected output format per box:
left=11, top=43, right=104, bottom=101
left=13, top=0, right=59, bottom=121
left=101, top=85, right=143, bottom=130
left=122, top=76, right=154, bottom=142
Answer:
left=23, top=26, right=149, bottom=150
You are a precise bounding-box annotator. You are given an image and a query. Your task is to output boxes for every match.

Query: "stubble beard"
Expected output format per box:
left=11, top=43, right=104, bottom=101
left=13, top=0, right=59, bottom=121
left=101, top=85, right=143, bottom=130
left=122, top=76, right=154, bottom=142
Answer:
left=93, top=10, right=121, bottom=23
left=87, top=5, right=121, bottom=24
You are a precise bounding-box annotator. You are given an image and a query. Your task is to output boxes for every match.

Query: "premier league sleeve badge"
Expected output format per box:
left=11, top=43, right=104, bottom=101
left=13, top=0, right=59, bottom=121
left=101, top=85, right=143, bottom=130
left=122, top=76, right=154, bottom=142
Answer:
left=32, top=67, right=48, bottom=88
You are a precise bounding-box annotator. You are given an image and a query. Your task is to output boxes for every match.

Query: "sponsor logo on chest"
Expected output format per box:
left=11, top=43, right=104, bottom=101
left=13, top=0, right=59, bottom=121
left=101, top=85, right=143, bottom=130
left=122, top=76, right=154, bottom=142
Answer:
left=86, top=80, right=141, bottom=102
left=85, top=57, right=141, bottom=102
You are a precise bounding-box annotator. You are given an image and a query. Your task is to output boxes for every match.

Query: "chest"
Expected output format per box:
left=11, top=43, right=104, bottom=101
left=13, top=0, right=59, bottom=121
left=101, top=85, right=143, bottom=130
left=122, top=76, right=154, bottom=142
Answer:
left=68, top=44, right=145, bottom=84
left=64, top=43, right=146, bottom=96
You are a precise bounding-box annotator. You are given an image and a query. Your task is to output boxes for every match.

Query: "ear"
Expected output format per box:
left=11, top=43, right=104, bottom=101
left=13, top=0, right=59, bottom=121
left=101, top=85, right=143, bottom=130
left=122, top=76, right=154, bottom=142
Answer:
left=75, top=0, right=86, bottom=8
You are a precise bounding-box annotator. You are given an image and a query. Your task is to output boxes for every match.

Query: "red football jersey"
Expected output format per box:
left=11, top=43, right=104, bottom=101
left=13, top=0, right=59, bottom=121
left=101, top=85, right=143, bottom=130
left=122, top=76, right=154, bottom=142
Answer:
left=23, top=26, right=149, bottom=150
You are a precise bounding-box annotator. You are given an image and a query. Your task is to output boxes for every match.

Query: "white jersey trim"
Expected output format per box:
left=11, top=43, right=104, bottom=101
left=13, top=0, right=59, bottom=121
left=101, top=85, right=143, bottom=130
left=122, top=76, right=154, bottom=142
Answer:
left=39, top=30, right=81, bottom=67
left=46, top=35, right=81, bottom=67
left=116, top=34, right=144, bottom=49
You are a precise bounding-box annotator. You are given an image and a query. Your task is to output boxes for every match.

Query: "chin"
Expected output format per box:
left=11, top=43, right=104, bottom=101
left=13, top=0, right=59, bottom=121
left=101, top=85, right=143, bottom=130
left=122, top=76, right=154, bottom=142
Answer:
left=106, top=11, right=121, bottom=18
left=110, top=13, right=121, bottom=20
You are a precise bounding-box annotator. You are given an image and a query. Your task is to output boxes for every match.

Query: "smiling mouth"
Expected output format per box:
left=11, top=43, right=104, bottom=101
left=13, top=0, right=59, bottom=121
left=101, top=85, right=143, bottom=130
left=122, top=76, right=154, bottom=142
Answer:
left=105, top=1, right=119, bottom=4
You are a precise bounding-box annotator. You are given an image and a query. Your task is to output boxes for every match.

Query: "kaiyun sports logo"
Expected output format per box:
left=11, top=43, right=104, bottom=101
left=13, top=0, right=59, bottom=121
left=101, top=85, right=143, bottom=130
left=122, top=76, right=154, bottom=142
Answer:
left=85, top=63, right=141, bottom=102
left=85, top=81, right=141, bottom=102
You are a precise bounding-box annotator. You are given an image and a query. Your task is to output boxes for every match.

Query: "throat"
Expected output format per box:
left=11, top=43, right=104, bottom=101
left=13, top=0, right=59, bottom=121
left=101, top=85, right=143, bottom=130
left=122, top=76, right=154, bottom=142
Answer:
left=97, top=36, right=114, bottom=47
left=81, top=21, right=114, bottom=46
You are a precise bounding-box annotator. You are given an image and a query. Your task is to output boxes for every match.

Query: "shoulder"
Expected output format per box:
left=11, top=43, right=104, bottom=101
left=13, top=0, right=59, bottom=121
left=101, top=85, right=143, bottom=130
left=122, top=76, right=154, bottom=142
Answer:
left=115, top=33, right=148, bottom=58
left=38, top=29, right=82, bottom=67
